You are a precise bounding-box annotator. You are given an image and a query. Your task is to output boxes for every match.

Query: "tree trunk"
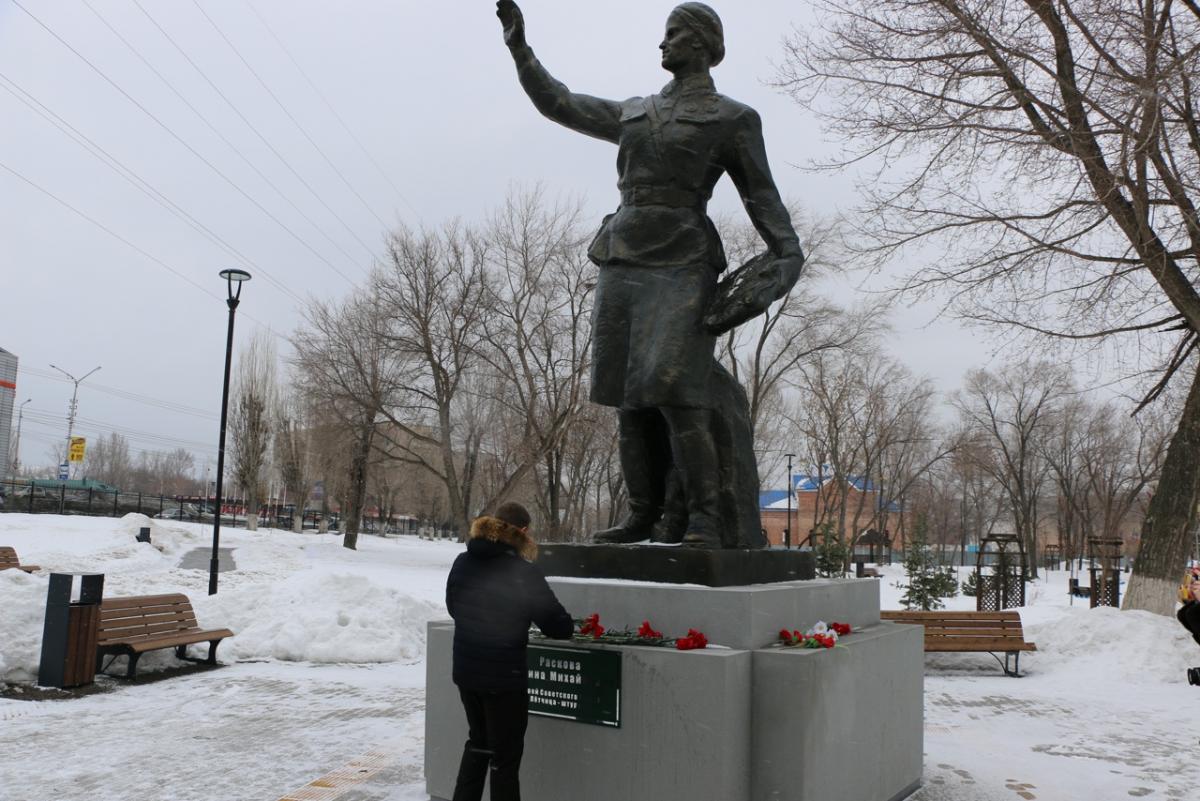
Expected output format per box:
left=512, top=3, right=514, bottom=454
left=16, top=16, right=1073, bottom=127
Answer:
left=342, top=424, right=374, bottom=551
left=1123, top=365, right=1200, bottom=616
left=246, top=494, right=259, bottom=532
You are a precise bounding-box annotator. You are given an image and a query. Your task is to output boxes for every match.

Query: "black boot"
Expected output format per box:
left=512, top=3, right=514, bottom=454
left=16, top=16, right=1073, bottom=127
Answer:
left=594, top=514, right=657, bottom=544
left=592, top=409, right=670, bottom=544
left=451, top=743, right=492, bottom=801
left=650, top=468, right=687, bottom=544
left=662, top=408, right=723, bottom=548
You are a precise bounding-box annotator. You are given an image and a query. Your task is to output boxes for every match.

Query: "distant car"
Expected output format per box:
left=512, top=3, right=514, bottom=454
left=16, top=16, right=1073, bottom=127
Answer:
left=154, top=503, right=211, bottom=521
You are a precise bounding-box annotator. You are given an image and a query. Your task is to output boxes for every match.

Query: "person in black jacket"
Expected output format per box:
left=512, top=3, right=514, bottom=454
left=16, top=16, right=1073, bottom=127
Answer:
left=445, top=501, right=574, bottom=801
left=1179, top=571, right=1200, bottom=643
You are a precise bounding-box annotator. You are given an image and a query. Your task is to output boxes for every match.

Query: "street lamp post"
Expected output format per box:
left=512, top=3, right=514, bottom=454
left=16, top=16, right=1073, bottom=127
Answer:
left=785, top=453, right=796, bottom=550
left=49, top=363, right=101, bottom=478
left=209, top=268, right=251, bottom=596
left=11, top=398, right=30, bottom=474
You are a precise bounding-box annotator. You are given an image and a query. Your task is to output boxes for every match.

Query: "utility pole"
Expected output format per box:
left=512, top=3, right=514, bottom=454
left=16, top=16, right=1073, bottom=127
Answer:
left=785, top=453, right=796, bottom=550
left=49, top=364, right=100, bottom=478
left=11, top=398, right=30, bottom=475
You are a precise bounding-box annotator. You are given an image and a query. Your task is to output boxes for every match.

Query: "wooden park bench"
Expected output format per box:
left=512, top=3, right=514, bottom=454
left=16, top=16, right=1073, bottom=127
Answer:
left=97, top=593, right=233, bottom=679
left=0, top=546, right=39, bottom=573
left=881, top=609, right=1037, bottom=677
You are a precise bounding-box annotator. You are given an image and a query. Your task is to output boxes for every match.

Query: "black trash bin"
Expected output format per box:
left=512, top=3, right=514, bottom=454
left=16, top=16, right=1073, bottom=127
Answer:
left=38, top=573, right=105, bottom=689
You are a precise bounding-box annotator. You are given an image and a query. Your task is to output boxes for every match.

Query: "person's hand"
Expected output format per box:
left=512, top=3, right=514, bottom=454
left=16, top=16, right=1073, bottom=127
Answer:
left=496, top=1, right=526, bottom=49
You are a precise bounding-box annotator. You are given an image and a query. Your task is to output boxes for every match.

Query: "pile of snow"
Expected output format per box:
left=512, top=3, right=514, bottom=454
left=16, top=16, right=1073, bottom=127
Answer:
left=0, top=513, right=457, bottom=683
left=201, top=572, right=442, bottom=664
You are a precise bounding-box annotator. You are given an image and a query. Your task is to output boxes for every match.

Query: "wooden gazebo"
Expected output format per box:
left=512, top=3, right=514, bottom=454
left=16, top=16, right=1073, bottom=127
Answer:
left=1087, top=537, right=1123, bottom=608
left=852, top=528, right=892, bottom=565
left=975, top=534, right=1027, bottom=611
left=1042, top=543, right=1061, bottom=572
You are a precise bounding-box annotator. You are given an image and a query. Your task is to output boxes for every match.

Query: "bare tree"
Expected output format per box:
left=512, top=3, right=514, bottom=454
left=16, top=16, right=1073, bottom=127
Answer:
left=1045, top=396, right=1172, bottom=561
left=480, top=189, right=595, bottom=538
left=779, top=0, right=1200, bottom=614
left=790, top=346, right=951, bottom=550
left=82, top=432, right=134, bottom=489
left=275, top=391, right=312, bottom=533
left=293, top=289, right=398, bottom=548
left=228, top=331, right=276, bottom=531
left=952, top=363, right=1072, bottom=576
left=369, top=222, right=492, bottom=534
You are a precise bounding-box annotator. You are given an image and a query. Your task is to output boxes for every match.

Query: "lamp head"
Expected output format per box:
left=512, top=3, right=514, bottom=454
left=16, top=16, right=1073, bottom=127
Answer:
left=219, top=268, right=252, bottom=283
left=219, top=268, right=252, bottom=303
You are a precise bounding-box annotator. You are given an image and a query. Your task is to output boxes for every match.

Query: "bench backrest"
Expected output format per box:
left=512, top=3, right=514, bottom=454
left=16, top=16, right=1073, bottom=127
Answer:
left=0, top=547, right=23, bottom=569
left=98, top=593, right=202, bottom=645
left=882, top=610, right=1028, bottom=640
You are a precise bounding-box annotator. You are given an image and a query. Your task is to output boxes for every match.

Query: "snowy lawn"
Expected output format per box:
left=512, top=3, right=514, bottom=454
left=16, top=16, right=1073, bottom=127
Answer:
left=1, top=514, right=1198, bottom=801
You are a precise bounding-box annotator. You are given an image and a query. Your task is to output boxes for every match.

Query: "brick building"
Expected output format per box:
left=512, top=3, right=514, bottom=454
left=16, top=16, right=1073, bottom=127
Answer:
left=760, top=474, right=901, bottom=549
left=0, top=347, right=16, bottom=477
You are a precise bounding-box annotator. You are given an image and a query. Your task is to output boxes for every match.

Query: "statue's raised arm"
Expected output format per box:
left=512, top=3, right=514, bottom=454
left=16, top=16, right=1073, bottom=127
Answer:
left=496, top=1, right=622, bottom=143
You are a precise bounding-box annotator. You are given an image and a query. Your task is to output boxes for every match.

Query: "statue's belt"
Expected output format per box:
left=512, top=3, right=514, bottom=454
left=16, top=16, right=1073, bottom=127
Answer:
left=619, top=185, right=707, bottom=209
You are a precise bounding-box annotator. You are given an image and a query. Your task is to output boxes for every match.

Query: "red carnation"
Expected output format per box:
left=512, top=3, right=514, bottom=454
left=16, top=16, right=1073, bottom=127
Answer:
left=831, top=622, right=851, bottom=636
left=638, top=620, right=663, bottom=639
left=779, top=628, right=793, bottom=643
left=579, top=613, right=605, bottom=638
left=675, top=629, right=708, bottom=650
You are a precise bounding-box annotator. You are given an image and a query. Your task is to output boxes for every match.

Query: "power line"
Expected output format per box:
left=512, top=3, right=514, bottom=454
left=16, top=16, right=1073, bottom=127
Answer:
left=19, top=366, right=218, bottom=420
left=8, top=0, right=361, bottom=288
left=0, top=158, right=289, bottom=342
left=20, top=424, right=216, bottom=463
left=189, top=0, right=391, bottom=233
left=78, top=0, right=369, bottom=283
left=242, top=0, right=422, bottom=222
left=0, top=70, right=304, bottom=305
left=122, top=0, right=380, bottom=270
left=0, top=159, right=221, bottom=300
left=21, top=412, right=218, bottom=456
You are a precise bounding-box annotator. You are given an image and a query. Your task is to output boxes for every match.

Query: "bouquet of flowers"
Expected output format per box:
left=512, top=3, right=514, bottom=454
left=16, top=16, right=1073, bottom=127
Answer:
left=778, top=620, right=852, bottom=649
left=566, top=614, right=708, bottom=650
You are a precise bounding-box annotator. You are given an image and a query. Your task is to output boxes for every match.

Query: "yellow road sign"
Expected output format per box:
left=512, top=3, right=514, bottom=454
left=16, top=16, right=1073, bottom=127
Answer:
left=68, top=436, right=86, bottom=463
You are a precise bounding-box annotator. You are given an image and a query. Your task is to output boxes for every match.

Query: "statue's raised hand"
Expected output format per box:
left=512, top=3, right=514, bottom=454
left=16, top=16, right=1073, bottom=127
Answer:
left=496, top=1, right=527, bottom=49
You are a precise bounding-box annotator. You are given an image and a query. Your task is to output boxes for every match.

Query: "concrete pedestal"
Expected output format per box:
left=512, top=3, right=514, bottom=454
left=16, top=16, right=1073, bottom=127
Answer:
left=425, top=578, right=923, bottom=801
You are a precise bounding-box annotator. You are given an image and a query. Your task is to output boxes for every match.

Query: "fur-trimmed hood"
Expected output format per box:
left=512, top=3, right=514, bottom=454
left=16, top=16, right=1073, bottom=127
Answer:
left=469, top=515, right=538, bottom=562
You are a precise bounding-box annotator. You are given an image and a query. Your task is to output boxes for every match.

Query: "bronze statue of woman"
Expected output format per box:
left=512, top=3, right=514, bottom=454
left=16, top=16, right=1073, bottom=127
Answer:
left=497, top=1, right=805, bottom=548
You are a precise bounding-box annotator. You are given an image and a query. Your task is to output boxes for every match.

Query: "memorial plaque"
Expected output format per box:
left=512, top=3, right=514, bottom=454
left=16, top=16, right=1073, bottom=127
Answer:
left=527, top=644, right=621, bottom=728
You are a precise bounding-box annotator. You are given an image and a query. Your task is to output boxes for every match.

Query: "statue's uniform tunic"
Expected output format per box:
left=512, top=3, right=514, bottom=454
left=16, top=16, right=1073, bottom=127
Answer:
left=512, top=51, right=802, bottom=409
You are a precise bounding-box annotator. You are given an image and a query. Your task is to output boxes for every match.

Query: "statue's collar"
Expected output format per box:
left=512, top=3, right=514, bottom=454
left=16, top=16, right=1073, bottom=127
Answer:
left=661, top=74, right=716, bottom=98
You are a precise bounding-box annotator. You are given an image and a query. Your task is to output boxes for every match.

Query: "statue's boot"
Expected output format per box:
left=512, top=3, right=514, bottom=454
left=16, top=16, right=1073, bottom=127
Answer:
left=663, top=408, right=723, bottom=548
left=593, top=409, right=668, bottom=544
left=650, top=468, right=687, bottom=544
left=594, top=512, right=657, bottom=544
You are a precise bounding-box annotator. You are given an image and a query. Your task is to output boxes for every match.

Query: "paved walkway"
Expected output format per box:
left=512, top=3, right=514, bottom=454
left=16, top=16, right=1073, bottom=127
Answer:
left=178, top=547, right=236, bottom=572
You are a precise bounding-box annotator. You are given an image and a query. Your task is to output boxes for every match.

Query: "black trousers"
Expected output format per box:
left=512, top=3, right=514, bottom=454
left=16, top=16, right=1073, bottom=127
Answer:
left=452, top=687, right=529, bottom=801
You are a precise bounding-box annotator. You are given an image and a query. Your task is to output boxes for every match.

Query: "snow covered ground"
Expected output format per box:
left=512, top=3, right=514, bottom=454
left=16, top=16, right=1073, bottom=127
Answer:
left=0, top=513, right=1197, bottom=801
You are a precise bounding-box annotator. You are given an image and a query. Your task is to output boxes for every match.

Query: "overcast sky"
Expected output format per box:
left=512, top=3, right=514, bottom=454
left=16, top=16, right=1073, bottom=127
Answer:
left=0, top=0, right=999, bottom=475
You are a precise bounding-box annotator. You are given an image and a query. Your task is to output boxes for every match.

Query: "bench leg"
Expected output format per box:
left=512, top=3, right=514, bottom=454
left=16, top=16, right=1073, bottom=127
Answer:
left=1003, top=652, right=1022, bottom=678
left=206, top=640, right=221, bottom=665
left=126, top=652, right=142, bottom=680
left=175, top=644, right=189, bottom=660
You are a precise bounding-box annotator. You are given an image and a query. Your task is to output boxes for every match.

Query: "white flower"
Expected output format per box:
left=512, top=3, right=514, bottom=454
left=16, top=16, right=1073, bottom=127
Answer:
left=807, top=621, right=828, bottom=636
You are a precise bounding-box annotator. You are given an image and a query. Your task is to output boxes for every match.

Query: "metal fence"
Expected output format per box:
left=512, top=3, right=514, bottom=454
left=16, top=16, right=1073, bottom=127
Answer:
left=0, top=477, right=332, bottom=532
left=0, top=477, right=467, bottom=540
